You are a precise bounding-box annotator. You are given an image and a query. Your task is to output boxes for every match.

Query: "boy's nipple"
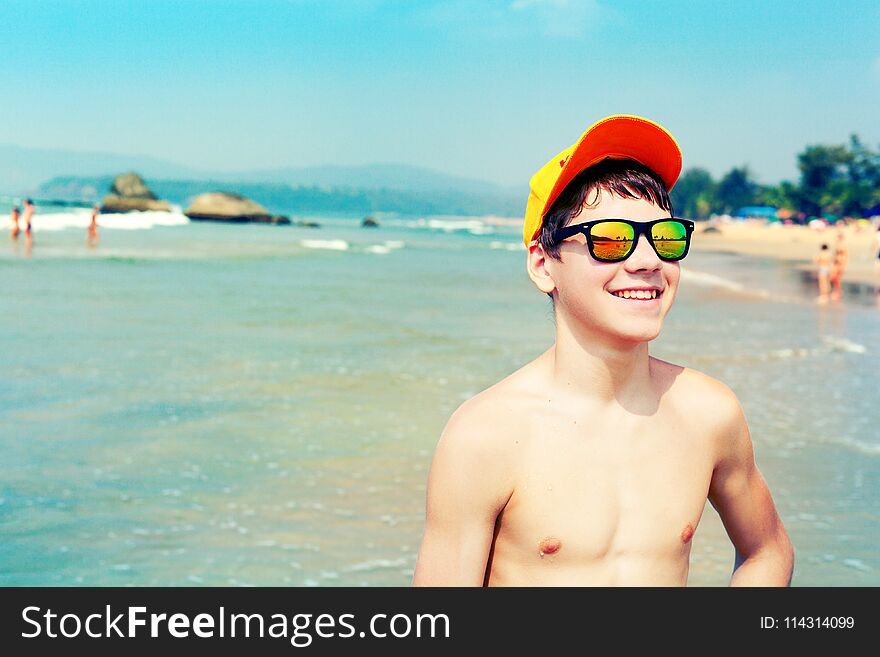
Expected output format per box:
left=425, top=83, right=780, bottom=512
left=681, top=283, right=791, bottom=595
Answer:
left=680, top=523, right=694, bottom=544
left=538, top=537, right=562, bottom=557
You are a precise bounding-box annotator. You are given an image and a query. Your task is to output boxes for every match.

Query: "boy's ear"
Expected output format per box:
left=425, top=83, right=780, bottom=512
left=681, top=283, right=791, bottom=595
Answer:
left=526, top=241, right=557, bottom=295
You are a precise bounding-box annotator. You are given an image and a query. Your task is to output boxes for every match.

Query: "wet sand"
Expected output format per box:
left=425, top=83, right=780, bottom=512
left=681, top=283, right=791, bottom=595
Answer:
left=692, top=220, right=880, bottom=291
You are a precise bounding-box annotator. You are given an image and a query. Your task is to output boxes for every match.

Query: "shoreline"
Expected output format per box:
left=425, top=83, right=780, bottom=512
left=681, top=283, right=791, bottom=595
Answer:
left=691, top=220, right=880, bottom=291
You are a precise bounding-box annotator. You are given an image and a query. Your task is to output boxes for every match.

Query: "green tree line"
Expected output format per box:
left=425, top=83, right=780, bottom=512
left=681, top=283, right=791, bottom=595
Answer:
left=670, top=136, right=880, bottom=221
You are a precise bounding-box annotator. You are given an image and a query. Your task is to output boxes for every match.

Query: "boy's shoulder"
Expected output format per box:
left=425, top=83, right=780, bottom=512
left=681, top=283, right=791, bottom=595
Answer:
left=651, top=357, right=750, bottom=451
left=438, top=358, right=546, bottom=454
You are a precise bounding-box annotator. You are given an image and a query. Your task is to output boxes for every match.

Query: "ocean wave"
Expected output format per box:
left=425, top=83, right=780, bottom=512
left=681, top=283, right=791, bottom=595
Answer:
left=821, top=336, right=867, bottom=354
left=364, top=240, right=405, bottom=255
left=680, top=267, right=750, bottom=293
left=343, top=557, right=409, bottom=573
left=679, top=267, right=801, bottom=303
left=405, top=217, right=493, bottom=235
left=489, top=241, right=525, bottom=251
left=841, top=558, right=872, bottom=572
left=300, top=239, right=349, bottom=251
left=2, top=208, right=189, bottom=231
left=692, top=335, right=868, bottom=364
left=825, top=436, right=880, bottom=457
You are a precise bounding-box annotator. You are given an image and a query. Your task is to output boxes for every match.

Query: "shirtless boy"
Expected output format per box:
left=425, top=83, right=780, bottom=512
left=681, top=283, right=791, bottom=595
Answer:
left=413, top=115, right=794, bottom=586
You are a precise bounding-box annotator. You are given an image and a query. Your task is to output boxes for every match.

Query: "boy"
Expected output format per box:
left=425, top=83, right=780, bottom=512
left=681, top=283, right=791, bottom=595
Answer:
left=413, top=115, right=793, bottom=586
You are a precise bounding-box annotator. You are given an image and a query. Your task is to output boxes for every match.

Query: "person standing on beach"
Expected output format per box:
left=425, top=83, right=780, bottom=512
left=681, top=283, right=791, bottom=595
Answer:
left=9, top=206, right=20, bottom=240
left=86, top=205, right=100, bottom=247
left=814, top=243, right=832, bottom=304
left=874, top=225, right=880, bottom=275
left=22, top=198, right=34, bottom=256
left=413, top=115, right=794, bottom=587
left=22, top=198, right=34, bottom=228
left=829, top=230, right=848, bottom=302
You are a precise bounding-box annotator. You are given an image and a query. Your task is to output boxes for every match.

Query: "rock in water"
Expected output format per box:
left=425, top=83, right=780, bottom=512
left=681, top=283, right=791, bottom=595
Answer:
left=101, top=172, right=171, bottom=213
left=185, top=192, right=278, bottom=224
left=111, top=172, right=157, bottom=199
left=362, top=216, right=380, bottom=227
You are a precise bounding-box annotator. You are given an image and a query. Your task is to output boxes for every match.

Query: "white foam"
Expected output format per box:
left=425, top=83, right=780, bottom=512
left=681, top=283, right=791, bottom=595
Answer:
left=822, top=336, right=867, bottom=354
left=382, top=240, right=404, bottom=249
left=841, top=558, right=872, bottom=572
left=366, top=245, right=391, bottom=254
left=343, top=557, right=409, bottom=573
left=2, top=208, right=189, bottom=231
left=409, top=218, right=492, bottom=234
left=481, top=215, right=523, bottom=227
left=826, top=436, right=880, bottom=457
left=300, top=239, right=349, bottom=251
left=680, top=267, right=747, bottom=292
left=680, top=267, right=795, bottom=302
left=489, top=241, right=525, bottom=251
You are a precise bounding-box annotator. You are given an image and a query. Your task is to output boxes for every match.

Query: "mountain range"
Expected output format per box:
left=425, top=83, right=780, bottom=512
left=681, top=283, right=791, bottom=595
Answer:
left=0, top=143, right=524, bottom=216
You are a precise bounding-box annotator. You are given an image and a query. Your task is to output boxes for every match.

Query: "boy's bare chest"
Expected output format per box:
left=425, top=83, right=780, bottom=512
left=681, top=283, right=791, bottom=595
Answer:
left=496, top=410, right=715, bottom=564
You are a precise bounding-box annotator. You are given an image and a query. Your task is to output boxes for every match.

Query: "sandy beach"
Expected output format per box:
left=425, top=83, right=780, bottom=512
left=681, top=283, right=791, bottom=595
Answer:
left=692, top=219, right=880, bottom=291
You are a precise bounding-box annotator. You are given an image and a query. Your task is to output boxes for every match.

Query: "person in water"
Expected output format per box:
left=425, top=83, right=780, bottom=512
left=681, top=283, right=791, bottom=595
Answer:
left=829, top=230, right=848, bottom=302
left=413, top=115, right=794, bottom=586
left=9, top=206, right=20, bottom=240
left=22, top=198, right=34, bottom=255
left=87, top=205, right=100, bottom=247
left=814, top=243, right=832, bottom=304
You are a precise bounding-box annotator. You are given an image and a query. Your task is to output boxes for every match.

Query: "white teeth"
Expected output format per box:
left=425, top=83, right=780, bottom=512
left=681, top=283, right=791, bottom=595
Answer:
left=612, top=289, right=660, bottom=300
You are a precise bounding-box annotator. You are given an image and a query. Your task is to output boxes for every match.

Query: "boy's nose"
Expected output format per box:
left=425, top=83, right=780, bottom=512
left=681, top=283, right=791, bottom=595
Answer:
left=624, top=234, right=662, bottom=272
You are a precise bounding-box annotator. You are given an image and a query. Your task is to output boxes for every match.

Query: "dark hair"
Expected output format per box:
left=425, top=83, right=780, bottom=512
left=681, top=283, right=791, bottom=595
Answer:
left=536, top=159, right=673, bottom=300
left=24, top=198, right=32, bottom=205
left=821, top=244, right=829, bottom=250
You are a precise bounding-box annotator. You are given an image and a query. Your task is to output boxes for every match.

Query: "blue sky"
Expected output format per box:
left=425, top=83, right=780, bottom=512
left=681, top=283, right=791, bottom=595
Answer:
left=2, top=0, right=879, bottom=186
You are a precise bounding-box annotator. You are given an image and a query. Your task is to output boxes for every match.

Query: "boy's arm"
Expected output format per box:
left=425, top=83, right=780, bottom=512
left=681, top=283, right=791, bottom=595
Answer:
left=707, top=386, right=794, bottom=586
left=412, top=400, right=515, bottom=586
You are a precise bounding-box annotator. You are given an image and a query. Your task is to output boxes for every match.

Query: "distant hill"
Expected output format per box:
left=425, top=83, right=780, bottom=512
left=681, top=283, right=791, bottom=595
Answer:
left=0, top=144, right=207, bottom=193
left=35, top=176, right=523, bottom=217
left=0, top=143, right=524, bottom=216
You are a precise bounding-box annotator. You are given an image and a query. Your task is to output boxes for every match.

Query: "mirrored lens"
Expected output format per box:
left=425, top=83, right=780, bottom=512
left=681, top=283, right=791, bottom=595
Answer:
left=590, top=221, right=634, bottom=260
left=650, top=220, right=688, bottom=259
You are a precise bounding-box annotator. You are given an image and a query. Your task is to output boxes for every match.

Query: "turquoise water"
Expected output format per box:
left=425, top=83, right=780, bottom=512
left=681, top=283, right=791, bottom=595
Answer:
left=1, top=209, right=878, bottom=586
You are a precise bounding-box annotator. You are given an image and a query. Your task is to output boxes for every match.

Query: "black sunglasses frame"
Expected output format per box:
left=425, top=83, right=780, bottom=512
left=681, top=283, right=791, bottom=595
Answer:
left=552, top=218, right=695, bottom=262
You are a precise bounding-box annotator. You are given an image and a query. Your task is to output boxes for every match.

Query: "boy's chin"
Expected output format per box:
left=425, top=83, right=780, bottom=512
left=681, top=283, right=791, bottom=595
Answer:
left=611, top=319, right=664, bottom=344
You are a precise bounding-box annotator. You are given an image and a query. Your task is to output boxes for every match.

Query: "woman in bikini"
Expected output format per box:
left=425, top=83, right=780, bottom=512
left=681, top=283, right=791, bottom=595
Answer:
left=829, top=230, right=848, bottom=302
left=814, top=243, right=832, bottom=304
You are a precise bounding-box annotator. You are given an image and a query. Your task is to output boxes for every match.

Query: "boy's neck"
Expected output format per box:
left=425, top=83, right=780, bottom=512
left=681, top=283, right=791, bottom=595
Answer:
left=546, top=318, right=655, bottom=410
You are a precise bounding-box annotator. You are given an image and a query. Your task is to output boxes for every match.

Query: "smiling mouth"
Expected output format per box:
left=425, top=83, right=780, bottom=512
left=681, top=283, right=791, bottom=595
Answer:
left=608, top=289, right=663, bottom=301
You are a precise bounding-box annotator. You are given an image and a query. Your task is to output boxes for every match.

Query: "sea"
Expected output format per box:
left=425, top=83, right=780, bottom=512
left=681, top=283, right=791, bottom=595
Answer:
left=1, top=203, right=878, bottom=586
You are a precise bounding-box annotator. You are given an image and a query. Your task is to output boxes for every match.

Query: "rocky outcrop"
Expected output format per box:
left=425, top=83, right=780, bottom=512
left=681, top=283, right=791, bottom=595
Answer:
left=184, top=192, right=289, bottom=224
left=362, top=216, right=379, bottom=227
left=100, top=172, right=171, bottom=213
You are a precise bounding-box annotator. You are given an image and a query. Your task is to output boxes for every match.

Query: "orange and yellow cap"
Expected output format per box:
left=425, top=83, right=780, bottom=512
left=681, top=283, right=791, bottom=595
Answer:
left=523, top=114, right=682, bottom=246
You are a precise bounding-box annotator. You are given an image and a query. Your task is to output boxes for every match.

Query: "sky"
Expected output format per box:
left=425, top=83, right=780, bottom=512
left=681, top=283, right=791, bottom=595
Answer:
left=2, top=0, right=879, bottom=187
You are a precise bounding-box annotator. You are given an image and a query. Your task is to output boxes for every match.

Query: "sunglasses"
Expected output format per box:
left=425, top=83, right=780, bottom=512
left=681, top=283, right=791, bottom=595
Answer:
left=552, top=218, right=695, bottom=262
